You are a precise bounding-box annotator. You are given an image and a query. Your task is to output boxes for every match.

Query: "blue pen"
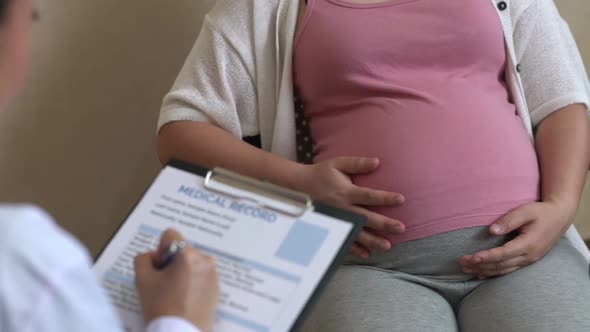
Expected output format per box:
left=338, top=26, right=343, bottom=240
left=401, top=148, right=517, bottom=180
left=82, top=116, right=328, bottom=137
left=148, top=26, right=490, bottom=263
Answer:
left=156, top=240, right=187, bottom=270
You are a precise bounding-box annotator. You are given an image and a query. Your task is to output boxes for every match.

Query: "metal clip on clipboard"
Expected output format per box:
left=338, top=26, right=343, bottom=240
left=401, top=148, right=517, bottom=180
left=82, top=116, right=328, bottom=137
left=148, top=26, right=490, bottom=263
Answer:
left=204, top=168, right=314, bottom=218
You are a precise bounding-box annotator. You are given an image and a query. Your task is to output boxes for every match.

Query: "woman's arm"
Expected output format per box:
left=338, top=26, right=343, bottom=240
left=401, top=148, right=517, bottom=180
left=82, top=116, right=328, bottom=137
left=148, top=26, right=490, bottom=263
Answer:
left=460, top=104, right=589, bottom=277
left=158, top=121, right=406, bottom=257
left=536, top=104, right=590, bottom=217
left=157, top=121, right=303, bottom=190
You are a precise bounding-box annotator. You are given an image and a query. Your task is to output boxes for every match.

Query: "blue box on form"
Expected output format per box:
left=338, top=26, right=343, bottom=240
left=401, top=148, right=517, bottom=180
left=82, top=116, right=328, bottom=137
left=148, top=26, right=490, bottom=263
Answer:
left=275, top=221, right=329, bottom=267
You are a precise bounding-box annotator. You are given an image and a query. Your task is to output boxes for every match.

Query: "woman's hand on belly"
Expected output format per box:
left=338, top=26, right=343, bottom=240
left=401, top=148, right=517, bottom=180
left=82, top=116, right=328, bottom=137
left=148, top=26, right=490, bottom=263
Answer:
left=293, top=157, right=406, bottom=258
left=459, top=200, right=574, bottom=278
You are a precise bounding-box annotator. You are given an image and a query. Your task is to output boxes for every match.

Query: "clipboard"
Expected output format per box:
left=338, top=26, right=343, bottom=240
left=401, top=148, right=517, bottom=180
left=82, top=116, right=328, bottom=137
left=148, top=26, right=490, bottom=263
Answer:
left=94, top=159, right=365, bottom=332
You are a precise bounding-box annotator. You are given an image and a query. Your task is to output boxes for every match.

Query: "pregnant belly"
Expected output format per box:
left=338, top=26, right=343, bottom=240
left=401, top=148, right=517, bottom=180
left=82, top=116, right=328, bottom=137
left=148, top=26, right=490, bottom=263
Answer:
left=310, top=98, right=540, bottom=244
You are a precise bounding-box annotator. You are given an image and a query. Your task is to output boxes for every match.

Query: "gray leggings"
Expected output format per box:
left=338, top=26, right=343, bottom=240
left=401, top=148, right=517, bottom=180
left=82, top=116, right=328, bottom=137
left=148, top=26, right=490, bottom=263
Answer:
left=301, top=227, right=590, bottom=332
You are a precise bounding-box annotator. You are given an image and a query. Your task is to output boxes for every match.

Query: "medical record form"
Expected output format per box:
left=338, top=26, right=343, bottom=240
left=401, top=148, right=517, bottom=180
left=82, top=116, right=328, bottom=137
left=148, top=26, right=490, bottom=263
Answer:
left=94, top=160, right=364, bottom=332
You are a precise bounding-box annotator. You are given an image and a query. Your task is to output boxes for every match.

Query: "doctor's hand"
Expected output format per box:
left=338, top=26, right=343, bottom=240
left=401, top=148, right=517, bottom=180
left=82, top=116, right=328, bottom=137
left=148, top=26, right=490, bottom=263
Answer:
left=135, top=229, right=219, bottom=332
left=294, top=157, right=406, bottom=258
left=459, top=200, right=573, bottom=278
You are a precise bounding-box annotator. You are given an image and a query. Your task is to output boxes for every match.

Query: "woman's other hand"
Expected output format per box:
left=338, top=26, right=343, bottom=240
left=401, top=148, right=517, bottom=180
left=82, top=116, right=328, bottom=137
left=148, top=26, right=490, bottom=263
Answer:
left=135, top=229, right=219, bottom=332
left=294, top=157, right=405, bottom=258
left=460, top=200, right=574, bottom=278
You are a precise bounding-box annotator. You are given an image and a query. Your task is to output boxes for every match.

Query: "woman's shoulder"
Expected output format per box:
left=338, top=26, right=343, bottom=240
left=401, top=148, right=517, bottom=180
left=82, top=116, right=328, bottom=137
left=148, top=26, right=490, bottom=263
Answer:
left=211, top=0, right=284, bottom=12
left=505, top=0, right=533, bottom=20
left=206, top=0, right=291, bottom=29
left=508, top=0, right=560, bottom=21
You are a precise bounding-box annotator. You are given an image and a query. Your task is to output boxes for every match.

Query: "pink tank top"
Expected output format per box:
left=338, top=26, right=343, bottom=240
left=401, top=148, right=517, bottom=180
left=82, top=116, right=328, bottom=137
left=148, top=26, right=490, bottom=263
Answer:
left=293, top=0, right=540, bottom=244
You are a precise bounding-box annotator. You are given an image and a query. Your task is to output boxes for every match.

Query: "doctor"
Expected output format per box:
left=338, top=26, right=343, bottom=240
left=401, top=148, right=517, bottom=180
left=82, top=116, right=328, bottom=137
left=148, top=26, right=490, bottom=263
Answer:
left=0, top=1, right=218, bottom=331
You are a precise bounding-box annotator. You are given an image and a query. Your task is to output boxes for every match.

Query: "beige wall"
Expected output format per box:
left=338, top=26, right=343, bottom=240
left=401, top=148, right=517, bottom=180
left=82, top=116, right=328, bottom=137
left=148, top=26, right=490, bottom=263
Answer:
left=0, top=0, right=588, bottom=257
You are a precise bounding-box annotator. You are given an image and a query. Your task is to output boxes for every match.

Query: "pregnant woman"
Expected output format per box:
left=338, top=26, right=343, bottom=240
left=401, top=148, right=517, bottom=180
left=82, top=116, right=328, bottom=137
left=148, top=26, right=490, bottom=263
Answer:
left=157, top=0, right=590, bottom=330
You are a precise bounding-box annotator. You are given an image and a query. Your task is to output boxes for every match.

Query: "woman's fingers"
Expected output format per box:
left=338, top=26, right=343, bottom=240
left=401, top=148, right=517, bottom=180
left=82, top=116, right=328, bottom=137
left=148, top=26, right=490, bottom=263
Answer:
left=347, top=205, right=405, bottom=234
left=463, top=255, right=528, bottom=277
left=356, top=229, right=392, bottom=251
left=480, top=266, right=520, bottom=278
left=331, top=157, right=380, bottom=175
left=489, top=203, right=536, bottom=235
left=349, top=243, right=371, bottom=259
left=310, top=156, right=406, bottom=256
left=333, top=201, right=404, bottom=257
left=343, top=205, right=405, bottom=254
left=473, top=235, right=528, bottom=263
left=328, top=157, right=404, bottom=206
left=348, top=186, right=405, bottom=206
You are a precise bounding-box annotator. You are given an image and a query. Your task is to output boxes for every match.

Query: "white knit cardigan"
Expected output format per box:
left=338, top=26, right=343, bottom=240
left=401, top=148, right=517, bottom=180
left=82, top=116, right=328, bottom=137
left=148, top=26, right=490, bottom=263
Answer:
left=159, top=0, right=590, bottom=261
